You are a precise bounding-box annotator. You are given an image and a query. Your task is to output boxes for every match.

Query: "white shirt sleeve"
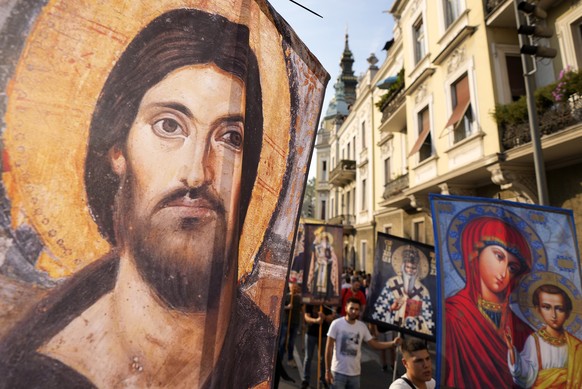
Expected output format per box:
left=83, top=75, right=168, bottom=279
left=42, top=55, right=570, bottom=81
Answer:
left=508, top=336, right=538, bottom=389
left=361, top=322, right=373, bottom=343
left=327, top=318, right=338, bottom=340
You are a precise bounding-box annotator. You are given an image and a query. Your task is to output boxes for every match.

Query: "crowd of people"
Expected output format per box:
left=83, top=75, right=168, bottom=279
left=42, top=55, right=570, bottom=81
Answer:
left=275, top=269, right=435, bottom=389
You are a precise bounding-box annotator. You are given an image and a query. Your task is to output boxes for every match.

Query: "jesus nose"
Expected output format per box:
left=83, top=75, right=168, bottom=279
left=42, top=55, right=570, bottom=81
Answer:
left=179, top=137, right=212, bottom=188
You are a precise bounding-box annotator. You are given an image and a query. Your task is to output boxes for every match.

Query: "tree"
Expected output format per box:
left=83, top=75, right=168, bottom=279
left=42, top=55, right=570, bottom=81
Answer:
left=301, top=177, right=316, bottom=218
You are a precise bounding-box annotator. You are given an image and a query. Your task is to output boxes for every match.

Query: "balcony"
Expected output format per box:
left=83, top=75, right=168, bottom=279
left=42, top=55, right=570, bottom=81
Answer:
left=329, top=159, right=356, bottom=187
left=380, top=88, right=406, bottom=125
left=502, top=101, right=582, bottom=150
left=378, top=69, right=405, bottom=126
left=484, top=0, right=516, bottom=28
left=329, top=214, right=355, bottom=226
left=328, top=214, right=356, bottom=234
left=383, top=174, right=409, bottom=200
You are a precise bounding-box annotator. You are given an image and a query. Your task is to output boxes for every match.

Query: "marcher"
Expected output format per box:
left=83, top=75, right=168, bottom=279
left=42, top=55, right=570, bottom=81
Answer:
left=301, top=304, right=336, bottom=389
left=325, top=297, right=400, bottom=388
left=280, top=281, right=302, bottom=367
left=389, top=338, right=435, bottom=389
left=340, top=276, right=366, bottom=317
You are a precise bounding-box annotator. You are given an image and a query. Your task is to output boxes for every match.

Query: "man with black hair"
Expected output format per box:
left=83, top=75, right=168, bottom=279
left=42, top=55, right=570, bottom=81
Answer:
left=389, top=338, right=435, bottom=389
left=326, top=297, right=400, bottom=388
left=0, top=8, right=273, bottom=389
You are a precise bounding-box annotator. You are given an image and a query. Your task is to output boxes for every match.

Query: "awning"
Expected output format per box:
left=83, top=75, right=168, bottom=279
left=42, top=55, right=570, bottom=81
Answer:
left=377, top=75, right=398, bottom=89
left=408, top=109, right=431, bottom=157
left=443, top=75, right=470, bottom=130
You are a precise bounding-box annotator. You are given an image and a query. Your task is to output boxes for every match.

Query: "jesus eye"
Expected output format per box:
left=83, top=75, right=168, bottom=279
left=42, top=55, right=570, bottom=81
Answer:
left=223, top=131, right=243, bottom=148
left=152, top=118, right=185, bottom=137
left=217, top=123, right=244, bottom=150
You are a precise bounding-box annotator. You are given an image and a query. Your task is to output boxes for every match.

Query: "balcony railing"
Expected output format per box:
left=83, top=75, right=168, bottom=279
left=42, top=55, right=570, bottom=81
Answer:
left=380, top=87, right=406, bottom=125
left=485, top=0, right=506, bottom=16
left=328, top=214, right=355, bottom=227
left=329, top=159, right=356, bottom=187
left=501, top=96, right=582, bottom=150
left=383, top=174, right=409, bottom=200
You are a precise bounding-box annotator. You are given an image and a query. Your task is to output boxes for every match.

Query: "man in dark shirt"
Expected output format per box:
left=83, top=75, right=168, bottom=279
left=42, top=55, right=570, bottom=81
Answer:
left=301, top=304, right=337, bottom=388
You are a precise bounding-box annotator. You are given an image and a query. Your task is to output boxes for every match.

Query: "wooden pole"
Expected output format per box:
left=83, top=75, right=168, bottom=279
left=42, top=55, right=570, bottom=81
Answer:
left=285, top=287, right=294, bottom=354
left=317, top=304, right=323, bottom=389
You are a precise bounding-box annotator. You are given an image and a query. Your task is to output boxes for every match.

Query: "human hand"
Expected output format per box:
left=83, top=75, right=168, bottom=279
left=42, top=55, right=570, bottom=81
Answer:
left=393, top=336, right=402, bottom=347
left=326, top=370, right=334, bottom=385
left=390, top=298, right=403, bottom=311
left=504, top=327, right=513, bottom=349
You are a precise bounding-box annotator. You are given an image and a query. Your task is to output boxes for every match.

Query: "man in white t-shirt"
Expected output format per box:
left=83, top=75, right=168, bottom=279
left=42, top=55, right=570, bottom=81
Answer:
left=325, top=297, right=401, bottom=388
left=389, top=338, right=435, bottom=389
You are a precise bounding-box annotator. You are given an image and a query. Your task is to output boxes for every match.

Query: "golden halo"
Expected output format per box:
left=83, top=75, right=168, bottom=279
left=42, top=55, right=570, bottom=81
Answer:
left=391, top=245, right=429, bottom=280
left=3, top=0, right=290, bottom=280
left=317, top=231, right=334, bottom=246
left=516, top=271, right=581, bottom=331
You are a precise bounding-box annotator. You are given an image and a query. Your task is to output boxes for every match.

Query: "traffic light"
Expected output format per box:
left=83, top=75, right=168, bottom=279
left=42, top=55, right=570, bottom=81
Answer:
left=516, top=0, right=558, bottom=58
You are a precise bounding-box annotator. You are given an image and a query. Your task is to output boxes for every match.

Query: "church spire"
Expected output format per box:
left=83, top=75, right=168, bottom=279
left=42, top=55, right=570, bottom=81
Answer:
left=339, top=30, right=357, bottom=106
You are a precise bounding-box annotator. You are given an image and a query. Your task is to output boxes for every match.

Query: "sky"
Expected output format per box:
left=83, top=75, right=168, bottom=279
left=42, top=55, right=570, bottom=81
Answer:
left=270, top=0, right=396, bottom=176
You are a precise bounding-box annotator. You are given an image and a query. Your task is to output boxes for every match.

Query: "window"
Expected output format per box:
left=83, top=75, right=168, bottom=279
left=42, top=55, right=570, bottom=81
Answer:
left=361, top=179, right=367, bottom=210
left=346, top=191, right=351, bottom=217
left=352, top=136, right=356, bottom=158
left=322, top=160, right=327, bottom=180
left=413, top=17, right=426, bottom=64
left=360, top=241, right=367, bottom=271
left=343, top=147, right=346, bottom=160
left=361, top=122, right=366, bottom=149
left=384, top=157, right=391, bottom=184
left=444, top=0, right=460, bottom=29
left=444, top=74, right=473, bottom=143
left=413, top=220, right=425, bottom=243
left=341, top=194, right=345, bottom=215
left=385, top=225, right=392, bottom=234
left=506, top=55, right=525, bottom=101
left=409, top=106, right=432, bottom=162
left=320, top=200, right=326, bottom=220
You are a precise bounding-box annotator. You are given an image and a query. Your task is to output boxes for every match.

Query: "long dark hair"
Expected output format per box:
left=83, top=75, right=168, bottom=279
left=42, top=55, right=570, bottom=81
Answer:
left=84, top=8, right=263, bottom=244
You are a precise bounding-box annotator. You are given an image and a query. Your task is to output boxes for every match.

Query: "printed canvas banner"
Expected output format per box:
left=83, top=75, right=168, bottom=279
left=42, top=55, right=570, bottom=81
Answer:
left=289, top=222, right=306, bottom=285
left=0, top=1, right=329, bottom=387
left=431, top=194, right=582, bottom=389
left=364, top=232, right=437, bottom=341
left=301, top=224, right=343, bottom=306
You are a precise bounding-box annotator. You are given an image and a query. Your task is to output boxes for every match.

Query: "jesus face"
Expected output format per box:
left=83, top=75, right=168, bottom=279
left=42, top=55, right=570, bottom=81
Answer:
left=111, top=64, right=246, bottom=312
left=537, top=291, right=569, bottom=333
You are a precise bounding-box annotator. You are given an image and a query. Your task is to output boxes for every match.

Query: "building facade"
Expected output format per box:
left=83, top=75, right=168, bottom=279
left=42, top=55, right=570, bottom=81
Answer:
left=315, top=0, right=582, bottom=272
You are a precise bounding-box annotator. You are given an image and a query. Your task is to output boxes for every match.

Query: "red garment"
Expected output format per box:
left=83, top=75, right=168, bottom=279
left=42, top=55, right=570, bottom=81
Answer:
left=444, top=217, right=533, bottom=389
left=340, top=288, right=366, bottom=316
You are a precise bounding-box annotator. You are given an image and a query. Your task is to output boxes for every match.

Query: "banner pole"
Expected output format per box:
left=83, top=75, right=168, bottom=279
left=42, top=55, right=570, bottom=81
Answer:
left=285, top=287, right=294, bottom=354
left=317, top=304, right=323, bottom=389
left=392, top=332, right=401, bottom=383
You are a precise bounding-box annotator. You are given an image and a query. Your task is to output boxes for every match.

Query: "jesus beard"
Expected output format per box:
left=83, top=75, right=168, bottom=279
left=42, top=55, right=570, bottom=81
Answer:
left=113, top=172, right=238, bottom=314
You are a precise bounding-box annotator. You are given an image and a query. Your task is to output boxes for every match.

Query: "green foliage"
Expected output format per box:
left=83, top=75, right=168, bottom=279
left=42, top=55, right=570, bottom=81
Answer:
left=553, top=67, right=582, bottom=102
left=301, top=177, right=316, bottom=218
left=375, top=68, right=405, bottom=110
left=492, top=68, right=582, bottom=127
left=494, top=68, right=582, bottom=149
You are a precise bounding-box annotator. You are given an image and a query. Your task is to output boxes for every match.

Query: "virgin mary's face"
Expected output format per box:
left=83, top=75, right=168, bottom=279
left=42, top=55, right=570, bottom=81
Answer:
left=478, top=245, right=521, bottom=300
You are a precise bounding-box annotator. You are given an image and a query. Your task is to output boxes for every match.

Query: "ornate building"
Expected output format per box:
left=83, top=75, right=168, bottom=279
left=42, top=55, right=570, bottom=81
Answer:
left=315, top=0, right=582, bottom=271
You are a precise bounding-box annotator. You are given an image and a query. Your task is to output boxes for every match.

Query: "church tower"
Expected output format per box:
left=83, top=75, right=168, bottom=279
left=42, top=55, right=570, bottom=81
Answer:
left=339, top=32, right=358, bottom=107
